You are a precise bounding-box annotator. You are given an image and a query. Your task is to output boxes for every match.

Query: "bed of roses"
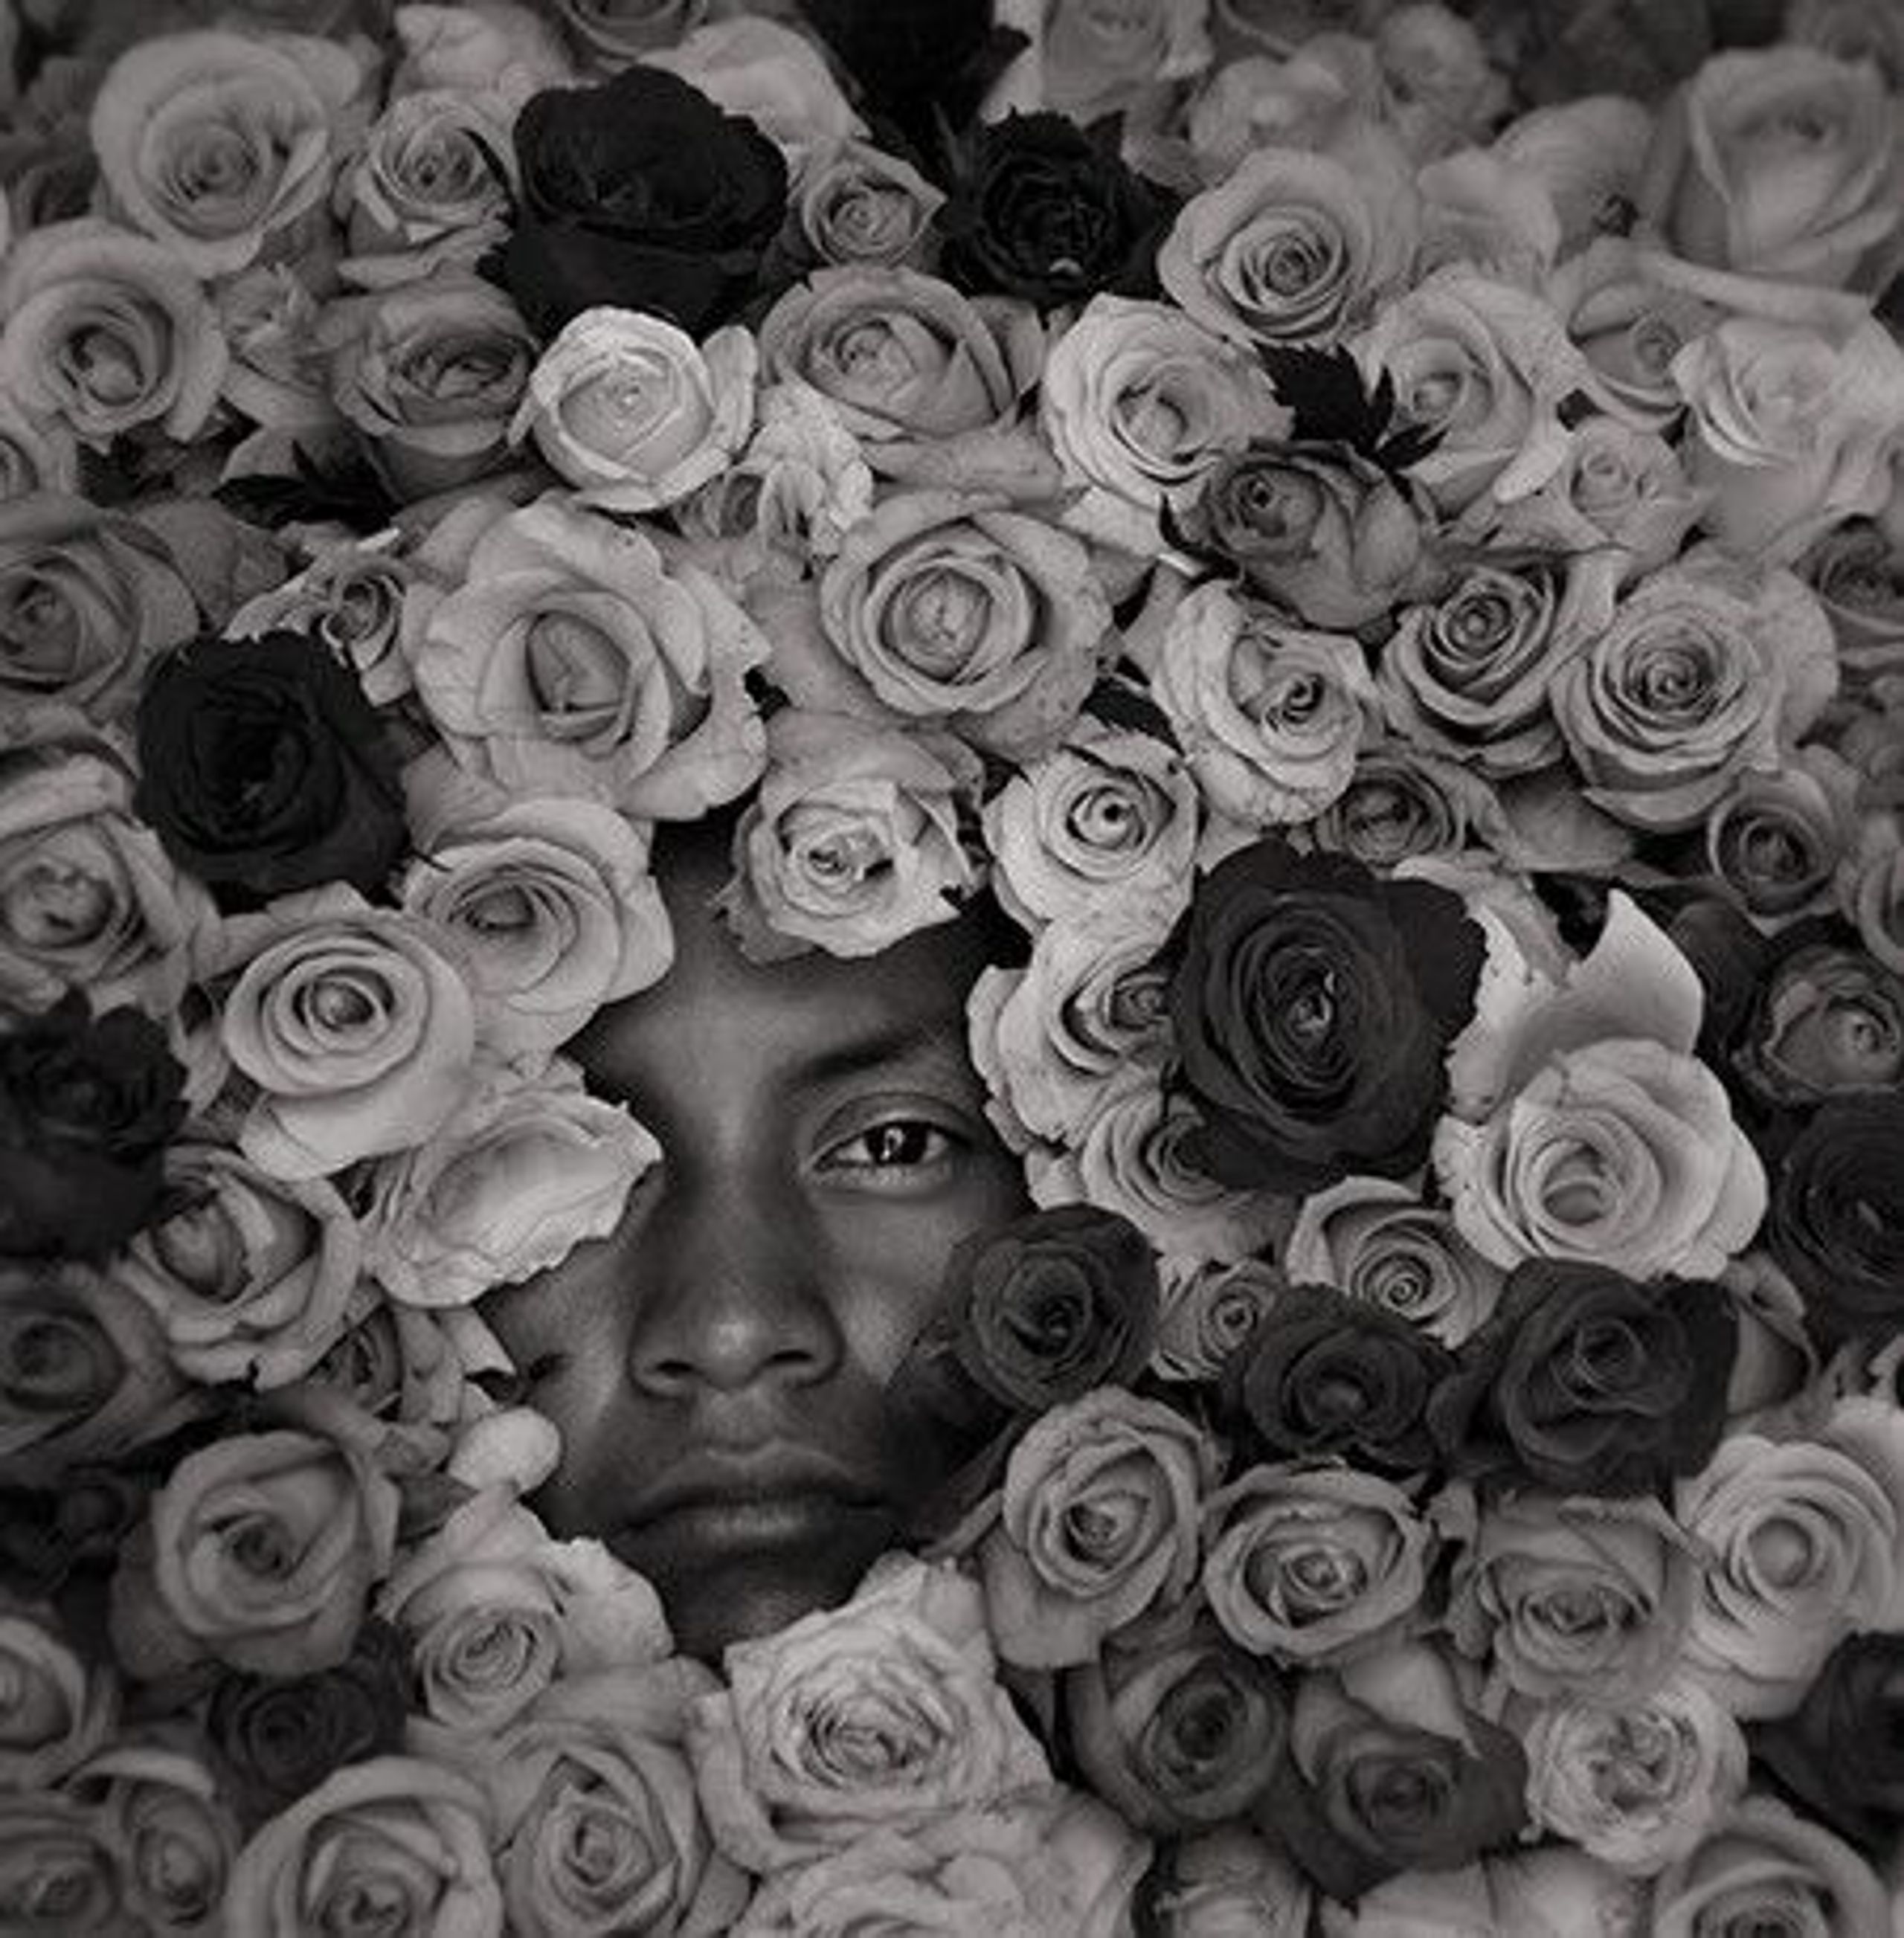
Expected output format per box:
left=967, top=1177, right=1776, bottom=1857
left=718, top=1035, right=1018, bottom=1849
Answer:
left=4, top=0, right=1904, bottom=1931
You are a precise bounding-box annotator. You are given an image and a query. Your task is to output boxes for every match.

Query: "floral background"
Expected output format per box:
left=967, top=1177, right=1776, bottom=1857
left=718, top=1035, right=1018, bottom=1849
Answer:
left=2, top=0, right=1904, bottom=1931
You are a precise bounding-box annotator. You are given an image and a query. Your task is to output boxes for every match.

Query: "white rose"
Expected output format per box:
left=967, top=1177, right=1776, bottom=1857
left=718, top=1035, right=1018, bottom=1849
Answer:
left=393, top=0, right=573, bottom=108
left=643, top=17, right=865, bottom=161
left=1651, top=1794, right=1888, bottom=1938
left=1490, top=96, right=1655, bottom=258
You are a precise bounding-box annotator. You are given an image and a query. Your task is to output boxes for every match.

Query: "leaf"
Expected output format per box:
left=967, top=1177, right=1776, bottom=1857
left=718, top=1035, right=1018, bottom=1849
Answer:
left=1259, top=343, right=1446, bottom=480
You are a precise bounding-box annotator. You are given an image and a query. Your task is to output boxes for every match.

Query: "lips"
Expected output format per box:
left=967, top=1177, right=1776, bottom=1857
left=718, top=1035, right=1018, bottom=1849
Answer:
left=618, top=1446, right=895, bottom=1553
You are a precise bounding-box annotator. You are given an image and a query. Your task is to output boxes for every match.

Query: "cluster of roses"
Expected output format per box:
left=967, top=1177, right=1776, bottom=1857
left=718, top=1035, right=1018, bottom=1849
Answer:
left=4, top=0, right=1904, bottom=1930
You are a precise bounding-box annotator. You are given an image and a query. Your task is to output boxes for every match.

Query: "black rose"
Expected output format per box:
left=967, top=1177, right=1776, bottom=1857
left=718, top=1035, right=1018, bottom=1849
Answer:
left=1766, top=1095, right=1904, bottom=1344
left=1226, top=1286, right=1453, bottom=1475
left=498, top=65, right=788, bottom=341
left=133, top=631, right=407, bottom=910
left=0, top=994, right=186, bottom=1259
left=1427, top=1259, right=1737, bottom=1496
left=1167, top=837, right=1484, bottom=1191
left=935, top=112, right=1176, bottom=309
left=1755, top=1633, right=1904, bottom=1852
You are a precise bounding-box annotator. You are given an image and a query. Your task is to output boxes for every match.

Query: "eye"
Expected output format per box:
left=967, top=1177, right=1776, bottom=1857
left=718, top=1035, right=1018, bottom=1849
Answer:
left=815, top=1117, right=962, bottom=1181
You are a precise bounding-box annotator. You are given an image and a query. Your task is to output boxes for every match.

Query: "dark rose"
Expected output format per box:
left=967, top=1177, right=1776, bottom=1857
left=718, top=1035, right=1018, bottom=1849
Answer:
left=0, top=994, right=186, bottom=1260
left=1427, top=1260, right=1737, bottom=1496
left=205, top=1617, right=410, bottom=1830
left=1766, top=1095, right=1904, bottom=1344
left=935, top=112, right=1177, bottom=309
left=1735, top=943, right=1904, bottom=1108
left=132, top=631, right=407, bottom=911
left=1227, top=1285, right=1453, bottom=1475
left=1755, top=1633, right=1904, bottom=1852
left=1167, top=838, right=1484, bottom=1192
left=497, top=65, right=787, bottom=341
left=1065, top=1621, right=1288, bottom=1834
left=1171, top=442, right=1429, bottom=631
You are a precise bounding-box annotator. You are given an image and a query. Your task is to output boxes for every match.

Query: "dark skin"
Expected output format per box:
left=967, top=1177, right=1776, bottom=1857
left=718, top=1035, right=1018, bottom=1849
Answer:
left=481, top=820, right=1029, bottom=1663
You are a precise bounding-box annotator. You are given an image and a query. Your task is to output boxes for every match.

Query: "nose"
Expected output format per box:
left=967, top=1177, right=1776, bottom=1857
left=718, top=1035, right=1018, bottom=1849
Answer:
left=621, top=1162, right=845, bottom=1400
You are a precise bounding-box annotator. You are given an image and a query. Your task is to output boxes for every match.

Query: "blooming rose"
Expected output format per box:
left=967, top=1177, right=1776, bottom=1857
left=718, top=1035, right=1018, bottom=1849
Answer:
left=806, top=488, right=1111, bottom=760
left=1445, top=1491, right=1699, bottom=1704
left=1284, top=1178, right=1503, bottom=1349
left=326, top=276, right=538, bottom=500
left=643, top=17, right=864, bottom=161
left=0, top=1792, right=129, bottom=1936
left=512, top=309, right=757, bottom=515
left=548, top=0, right=703, bottom=67
left=1673, top=315, right=1904, bottom=564
left=1767, top=1096, right=1904, bottom=1344
left=1142, top=1825, right=1312, bottom=1938
left=1186, top=47, right=1363, bottom=181
left=0, top=220, right=226, bottom=451
left=411, top=495, right=768, bottom=817
left=337, top=86, right=516, bottom=289
left=1804, top=518, right=1904, bottom=690
left=88, top=28, right=363, bottom=277
left=1038, top=295, right=1284, bottom=557
left=1732, top=941, right=1904, bottom=1107
left=1151, top=585, right=1379, bottom=828
left=0, top=1608, right=115, bottom=1789
left=685, top=1556, right=1050, bottom=1873
left=67, top=1743, right=239, bottom=1931
left=758, top=268, right=1043, bottom=451
left=713, top=708, right=982, bottom=962
left=1639, top=47, right=1904, bottom=292
left=115, top=1140, right=363, bottom=1388
left=214, top=263, right=338, bottom=462
left=1152, top=1256, right=1286, bottom=1385
left=1512, top=416, right=1706, bottom=580
left=1521, top=1681, right=1749, bottom=1876
left=1704, top=753, right=1859, bottom=927
left=215, top=891, right=477, bottom=1179
left=224, top=1754, right=501, bottom=1937
left=1302, top=747, right=1511, bottom=874
left=787, top=138, right=945, bottom=271
left=397, top=778, right=672, bottom=1058
left=112, top=1425, right=402, bottom=1680
left=1650, top=1795, right=1888, bottom=1938
left=1035, top=0, right=1213, bottom=126
left=1755, top=1632, right=1904, bottom=1852
left=1201, top=1461, right=1432, bottom=1666
left=359, top=1064, right=660, bottom=1309
left=393, top=0, right=573, bottom=106
left=1158, top=133, right=1419, bottom=348
left=1490, top=95, right=1654, bottom=257
left=1368, top=4, right=1509, bottom=162
left=978, top=1387, right=1219, bottom=1669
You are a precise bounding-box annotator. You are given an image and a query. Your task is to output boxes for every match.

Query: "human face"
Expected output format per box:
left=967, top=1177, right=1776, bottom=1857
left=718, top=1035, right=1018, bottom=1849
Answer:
left=481, top=828, right=1029, bottom=1662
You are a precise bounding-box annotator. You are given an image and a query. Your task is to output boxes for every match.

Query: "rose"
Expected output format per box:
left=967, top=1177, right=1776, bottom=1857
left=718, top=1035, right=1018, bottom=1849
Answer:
left=1754, top=1635, right=1904, bottom=1853
left=787, top=139, right=945, bottom=272
left=1445, top=1493, right=1698, bottom=1704
left=982, top=721, right=1199, bottom=930
left=642, top=18, right=865, bottom=161
left=225, top=1754, right=501, bottom=1937
left=0, top=994, right=187, bottom=1261
left=0, top=1609, right=114, bottom=1789
left=1638, top=47, right=1904, bottom=291
left=1704, top=753, right=1859, bottom=926
left=0, top=743, right=210, bottom=1014
left=1673, top=316, right=1904, bottom=564
left=112, top=1426, right=401, bottom=1681
left=0, top=1793, right=127, bottom=1936
left=408, top=495, right=768, bottom=819
left=1038, top=294, right=1286, bottom=556
left=1150, top=585, right=1379, bottom=829
left=358, top=1065, right=661, bottom=1309
left=1284, top=1178, right=1503, bottom=1350
left=1650, top=1795, right=1888, bottom=1938
left=1157, top=135, right=1419, bottom=348
left=684, top=1556, right=1050, bottom=1873
left=132, top=630, right=407, bottom=910
left=324, top=277, right=538, bottom=500
left=88, top=28, right=361, bottom=277
left=1065, top=1621, right=1289, bottom=1832
left=459, top=1664, right=744, bottom=1937
left=66, top=1743, right=239, bottom=1931
left=1174, top=441, right=1429, bottom=631
left=1301, top=747, right=1508, bottom=873
left=0, top=395, right=77, bottom=503
left=1517, top=416, right=1707, bottom=579
left=1677, top=1429, right=1901, bottom=1719
left=713, top=709, right=982, bottom=962
left=936, top=111, right=1177, bottom=310
left=1351, top=266, right=1589, bottom=511
left=1788, top=0, right=1904, bottom=81
left=379, top=1489, right=672, bottom=1736
left=0, top=496, right=202, bottom=724
left=1734, top=944, right=1904, bottom=1107
left=808, top=488, right=1112, bottom=761
left=798, top=0, right=1000, bottom=153
left=511, top=309, right=755, bottom=518
left=213, top=263, right=337, bottom=458
left=1166, top=836, right=1484, bottom=1191
left=1435, top=1038, right=1769, bottom=1281
left=1488, top=90, right=1651, bottom=250
left=550, top=0, right=704, bottom=67
left=967, top=910, right=1177, bottom=1150
left=392, top=0, right=573, bottom=106
left=1227, top=1286, right=1452, bottom=1475
left=303, top=1301, right=486, bottom=1434
left=1371, top=7, right=1510, bottom=162
left=1200, top=1461, right=1432, bottom=1666
left=1140, top=1825, right=1312, bottom=1938
left=977, top=1387, right=1218, bottom=1670
left=396, top=779, right=672, bottom=1059
left=498, top=63, right=787, bottom=339
left=1765, top=1096, right=1904, bottom=1345
left=1038, top=0, right=1213, bottom=124
left=115, top=1140, right=363, bottom=1389
left=758, top=268, right=1043, bottom=450
left=1804, top=519, right=1904, bottom=690
left=1152, top=1257, right=1286, bottom=1385
left=1522, top=1681, right=1749, bottom=1876
left=337, top=87, right=516, bottom=289
left=1842, top=814, right=1904, bottom=976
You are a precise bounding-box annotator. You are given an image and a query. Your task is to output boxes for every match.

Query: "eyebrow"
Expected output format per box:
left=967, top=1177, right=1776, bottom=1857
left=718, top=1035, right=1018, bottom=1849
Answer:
left=784, top=1020, right=969, bottom=1095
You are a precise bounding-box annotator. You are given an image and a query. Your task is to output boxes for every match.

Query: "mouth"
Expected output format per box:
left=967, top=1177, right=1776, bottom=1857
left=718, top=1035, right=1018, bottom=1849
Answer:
left=616, top=1449, right=896, bottom=1555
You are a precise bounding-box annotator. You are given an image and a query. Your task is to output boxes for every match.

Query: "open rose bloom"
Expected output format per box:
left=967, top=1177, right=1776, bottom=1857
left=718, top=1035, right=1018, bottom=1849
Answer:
left=4, top=0, right=1904, bottom=1931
